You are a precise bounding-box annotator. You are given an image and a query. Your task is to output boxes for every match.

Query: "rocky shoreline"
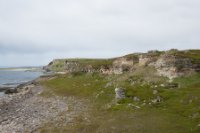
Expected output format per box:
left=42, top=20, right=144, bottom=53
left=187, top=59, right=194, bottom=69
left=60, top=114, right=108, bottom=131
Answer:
left=0, top=77, right=81, bottom=133
left=0, top=87, right=11, bottom=93
left=0, top=80, right=37, bottom=95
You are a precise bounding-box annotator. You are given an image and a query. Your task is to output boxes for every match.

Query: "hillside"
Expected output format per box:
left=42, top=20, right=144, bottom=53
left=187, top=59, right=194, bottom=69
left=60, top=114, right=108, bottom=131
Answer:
left=1, top=49, right=200, bottom=132
left=37, top=49, right=200, bottom=132
left=44, top=49, right=200, bottom=79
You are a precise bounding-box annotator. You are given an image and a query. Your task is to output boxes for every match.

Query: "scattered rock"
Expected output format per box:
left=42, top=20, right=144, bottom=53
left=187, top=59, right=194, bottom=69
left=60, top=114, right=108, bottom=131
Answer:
left=153, top=90, right=158, bottom=95
left=165, top=83, right=179, bottom=88
left=104, top=82, right=113, bottom=88
left=152, top=96, right=161, bottom=103
left=160, top=84, right=165, bottom=87
left=115, top=88, right=126, bottom=100
left=131, top=81, right=136, bottom=86
left=141, top=103, right=146, bottom=106
left=4, top=88, right=18, bottom=94
left=127, top=103, right=140, bottom=109
left=0, top=85, right=72, bottom=133
left=103, top=104, right=112, bottom=110
left=0, top=87, right=13, bottom=92
left=133, top=96, right=140, bottom=102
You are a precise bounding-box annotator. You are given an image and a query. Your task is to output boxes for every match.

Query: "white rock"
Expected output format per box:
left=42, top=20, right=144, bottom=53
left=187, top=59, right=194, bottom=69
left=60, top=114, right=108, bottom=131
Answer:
left=115, top=88, right=126, bottom=100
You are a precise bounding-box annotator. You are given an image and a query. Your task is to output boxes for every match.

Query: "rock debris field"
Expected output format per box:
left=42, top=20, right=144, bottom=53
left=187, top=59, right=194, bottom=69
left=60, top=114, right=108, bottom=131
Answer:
left=0, top=84, right=69, bottom=133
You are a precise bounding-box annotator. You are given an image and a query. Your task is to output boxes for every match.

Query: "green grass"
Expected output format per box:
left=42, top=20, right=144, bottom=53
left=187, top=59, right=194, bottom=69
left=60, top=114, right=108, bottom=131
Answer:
left=123, top=53, right=139, bottom=61
left=47, top=50, right=200, bottom=72
left=39, top=50, right=200, bottom=132
left=167, top=50, right=200, bottom=64
left=39, top=71, right=200, bottom=133
left=48, top=58, right=114, bottom=72
left=41, top=73, right=109, bottom=97
left=48, top=59, right=66, bottom=72
left=67, top=58, right=114, bottom=69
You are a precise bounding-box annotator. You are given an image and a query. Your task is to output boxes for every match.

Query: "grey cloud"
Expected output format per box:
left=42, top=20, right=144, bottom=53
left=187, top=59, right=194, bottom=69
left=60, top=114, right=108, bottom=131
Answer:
left=0, top=0, right=200, bottom=66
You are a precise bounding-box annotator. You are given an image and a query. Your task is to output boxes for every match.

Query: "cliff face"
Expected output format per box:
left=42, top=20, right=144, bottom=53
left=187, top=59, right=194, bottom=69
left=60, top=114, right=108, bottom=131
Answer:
left=44, top=49, right=200, bottom=79
left=153, top=54, right=193, bottom=79
left=145, top=50, right=200, bottom=79
left=112, top=57, right=136, bottom=74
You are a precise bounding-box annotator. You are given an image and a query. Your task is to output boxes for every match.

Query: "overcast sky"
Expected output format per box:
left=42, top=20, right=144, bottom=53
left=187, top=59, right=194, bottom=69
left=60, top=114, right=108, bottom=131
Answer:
left=0, top=0, right=200, bottom=67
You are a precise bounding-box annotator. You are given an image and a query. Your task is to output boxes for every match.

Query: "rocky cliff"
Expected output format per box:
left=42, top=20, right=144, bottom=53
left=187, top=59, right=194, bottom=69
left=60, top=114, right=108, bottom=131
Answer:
left=43, top=49, right=200, bottom=79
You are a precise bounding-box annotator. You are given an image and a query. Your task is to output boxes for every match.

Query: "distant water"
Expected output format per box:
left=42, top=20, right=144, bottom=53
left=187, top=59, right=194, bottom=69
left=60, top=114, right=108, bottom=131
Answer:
left=0, top=70, right=43, bottom=96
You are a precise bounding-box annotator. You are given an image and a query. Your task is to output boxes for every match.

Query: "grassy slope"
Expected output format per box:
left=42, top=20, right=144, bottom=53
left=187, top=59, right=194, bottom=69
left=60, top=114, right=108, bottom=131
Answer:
left=39, top=50, right=200, bottom=132
left=39, top=69, right=200, bottom=133
left=167, top=50, right=200, bottom=63
left=49, top=50, right=200, bottom=72
left=67, top=59, right=114, bottom=68
left=49, top=59, right=114, bottom=72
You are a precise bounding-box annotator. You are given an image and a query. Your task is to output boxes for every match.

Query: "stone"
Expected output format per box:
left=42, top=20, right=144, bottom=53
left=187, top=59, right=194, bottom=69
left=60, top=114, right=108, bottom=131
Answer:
left=153, top=90, right=158, bottom=95
left=0, top=87, right=12, bottom=92
left=133, top=96, right=140, bottom=102
left=0, top=84, right=72, bottom=133
left=165, top=83, right=179, bottom=88
left=5, top=88, right=18, bottom=94
left=115, top=88, right=126, bottom=100
left=152, top=96, right=161, bottom=103
left=141, top=103, right=146, bottom=106
left=156, top=96, right=161, bottom=102
left=104, top=82, right=113, bottom=88
left=127, top=103, right=140, bottom=109
left=160, top=84, right=165, bottom=87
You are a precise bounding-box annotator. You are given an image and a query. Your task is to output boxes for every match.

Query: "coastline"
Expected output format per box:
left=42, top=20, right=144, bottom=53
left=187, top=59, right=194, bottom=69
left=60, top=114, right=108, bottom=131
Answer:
left=0, top=69, right=44, bottom=96
left=0, top=67, right=43, bottom=71
left=0, top=75, right=69, bottom=132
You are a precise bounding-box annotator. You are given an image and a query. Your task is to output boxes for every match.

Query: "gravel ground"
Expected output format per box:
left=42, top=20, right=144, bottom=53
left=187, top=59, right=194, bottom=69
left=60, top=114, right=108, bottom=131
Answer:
left=0, top=84, right=69, bottom=133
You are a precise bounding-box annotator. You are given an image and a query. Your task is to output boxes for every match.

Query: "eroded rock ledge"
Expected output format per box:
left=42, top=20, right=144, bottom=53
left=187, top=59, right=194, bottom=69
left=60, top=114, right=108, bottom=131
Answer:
left=43, top=49, right=200, bottom=80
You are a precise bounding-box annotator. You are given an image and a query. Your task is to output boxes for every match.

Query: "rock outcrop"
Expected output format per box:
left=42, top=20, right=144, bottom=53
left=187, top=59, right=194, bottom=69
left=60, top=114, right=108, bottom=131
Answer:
left=138, top=50, right=200, bottom=79
left=138, top=50, right=161, bottom=66
left=112, top=57, right=135, bottom=74
left=153, top=53, right=199, bottom=79
left=64, top=60, right=80, bottom=72
left=43, top=50, right=200, bottom=79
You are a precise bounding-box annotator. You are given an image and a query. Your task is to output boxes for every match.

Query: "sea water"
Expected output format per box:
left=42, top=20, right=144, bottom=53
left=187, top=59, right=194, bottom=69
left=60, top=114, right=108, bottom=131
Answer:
left=0, top=70, right=42, bottom=96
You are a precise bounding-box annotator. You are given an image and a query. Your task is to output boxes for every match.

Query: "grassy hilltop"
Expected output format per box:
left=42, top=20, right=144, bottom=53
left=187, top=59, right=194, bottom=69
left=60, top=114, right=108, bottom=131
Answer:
left=39, top=49, right=200, bottom=133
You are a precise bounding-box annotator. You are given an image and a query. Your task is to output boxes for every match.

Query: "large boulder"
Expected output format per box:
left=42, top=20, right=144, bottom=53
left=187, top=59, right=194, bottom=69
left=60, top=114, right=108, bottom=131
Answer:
left=5, top=88, right=18, bottom=94
left=115, top=88, right=126, bottom=100
left=0, top=87, right=12, bottom=92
